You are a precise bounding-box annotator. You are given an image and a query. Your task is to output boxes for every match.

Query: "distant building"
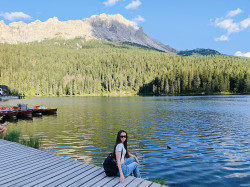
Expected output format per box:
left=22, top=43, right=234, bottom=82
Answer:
left=0, top=85, right=9, bottom=96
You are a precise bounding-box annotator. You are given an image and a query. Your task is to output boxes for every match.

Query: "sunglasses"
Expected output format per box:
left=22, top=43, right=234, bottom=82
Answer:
left=120, top=135, right=127, bottom=138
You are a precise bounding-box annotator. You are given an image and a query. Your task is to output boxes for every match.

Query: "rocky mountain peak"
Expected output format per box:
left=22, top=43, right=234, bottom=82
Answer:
left=0, top=20, right=6, bottom=26
left=30, top=20, right=42, bottom=25
left=136, top=27, right=144, bottom=36
left=9, top=21, right=26, bottom=27
left=0, top=14, right=177, bottom=53
left=46, top=17, right=60, bottom=24
left=88, top=13, right=134, bottom=28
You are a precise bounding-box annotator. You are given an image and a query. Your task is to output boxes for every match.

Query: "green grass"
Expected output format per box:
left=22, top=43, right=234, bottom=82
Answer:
left=4, top=131, right=21, bottom=143
left=4, top=130, right=42, bottom=149
left=149, top=178, right=168, bottom=185
left=19, top=136, right=42, bottom=149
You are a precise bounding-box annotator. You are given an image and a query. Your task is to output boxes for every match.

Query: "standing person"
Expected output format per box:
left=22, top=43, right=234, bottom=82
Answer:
left=113, top=130, right=141, bottom=184
left=0, top=116, right=7, bottom=139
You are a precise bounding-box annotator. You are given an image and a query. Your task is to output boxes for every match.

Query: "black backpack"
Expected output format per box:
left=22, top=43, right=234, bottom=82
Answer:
left=103, top=149, right=123, bottom=176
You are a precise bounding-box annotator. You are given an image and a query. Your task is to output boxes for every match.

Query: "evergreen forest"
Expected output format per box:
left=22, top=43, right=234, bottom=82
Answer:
left=0, top=38, right=249, bottom=96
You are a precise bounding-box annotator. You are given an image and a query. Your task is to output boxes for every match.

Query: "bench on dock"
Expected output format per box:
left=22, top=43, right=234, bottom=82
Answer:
left=0, top=139, right=167, bottom=187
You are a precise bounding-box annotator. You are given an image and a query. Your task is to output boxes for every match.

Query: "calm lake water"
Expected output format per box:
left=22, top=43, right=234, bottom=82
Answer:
left=2, top=95, right=250, bottom=186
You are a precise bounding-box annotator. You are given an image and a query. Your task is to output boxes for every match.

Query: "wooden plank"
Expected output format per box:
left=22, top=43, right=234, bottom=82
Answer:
left=46, top=164, right=95, bottom=187
left=57, top=166, right=101, bottom=187
left=2, top=152, right=59, bottom=168
left=0, top=140, right=50, bottom=155
left=13, top=159, right=81, bottom=186
left=91, top=176, right=115, bottom=187
left=102, top=177, right=121, bottom=187
left=138, top=180, right=153, bottom=187
left=0, top=147, right=36, bottom=158
left=0, top=152, right=47, bottom=166
left=0, top=154, right=70, bottom=185
left=78, top=172, right=107, bottom=187
left=16, top=159, right=84, bottom=186
left=77, top=168, right=104, bottom=186
left=2, top=154, right=60, bottom=170
left=0, top=151, right=57, bottom=170
left=0, top=142, right=14, bottom=147
left=1, top=155, right=61, bottom=173
left=115, top=176, right=136, bottom=187
left=0, top=140, right=29, bottom=149
left=1, top=146, right=59, bottom=161
left=35, top=163, right=88, bottom=186
left=3, top=158, right=77, bottom=186
left=125, top=177, right=144, bottom=187
left=0, top=139, right=13, bottom=145
left=0, top=153, right=57, bottom=178
left=39, top=165, right=92, bottom=186
left=0, top=142, right=52, bottom=155
left=0, top=150, right=42, bottom=161
left=23, top=162, right=84, bottom=186
left=150, top=183, right=162, bottom=187
left=68, top=168, right=104, bottom=186
left=0, top=143, right=43, bottom=154
left=0, top=146, right=37, bottom=157
left=0, top=145, right=56, bottom=164
left=0, top=140, right=23, bottom=146
left=0, top=143, right=36, bottom=155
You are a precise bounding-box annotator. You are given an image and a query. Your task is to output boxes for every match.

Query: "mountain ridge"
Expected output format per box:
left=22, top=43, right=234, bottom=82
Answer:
left=0, top=13, right=178, bottom=54
left=178, top=48, right=221, bottom=56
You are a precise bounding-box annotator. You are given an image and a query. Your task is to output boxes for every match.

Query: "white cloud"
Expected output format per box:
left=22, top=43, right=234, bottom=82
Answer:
left=240, top=17, right=250, bottom=29
left=103, top=0, right=120, bottom=7
left=0, top=11, right=31, bottom=21
left=235, top=51, right=250, bottom=58
left=131, top=15, right=145, bottom=28
left=125, top=0, right=141, bottom=9
left=214, top=18, right=240, bottom=34
left=212, top=8, right=250, bottom=41
left=215, top=35, right=229, bottom=41
left=226, top=8, right=242, bottom=17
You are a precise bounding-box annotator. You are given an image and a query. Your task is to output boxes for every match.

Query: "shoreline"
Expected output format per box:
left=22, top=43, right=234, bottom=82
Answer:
left=0, top=95, right=19, bottom=102
left=0, top=92, right=249, bottom=101
left=20, top=92, right=250, bottom=97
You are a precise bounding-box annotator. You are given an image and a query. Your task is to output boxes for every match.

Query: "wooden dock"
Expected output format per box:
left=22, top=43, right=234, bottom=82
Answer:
left=0, top=139, right=167, bottom=187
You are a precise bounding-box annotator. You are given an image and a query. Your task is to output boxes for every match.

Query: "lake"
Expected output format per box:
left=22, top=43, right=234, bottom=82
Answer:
left=2, top=95, right=250, bottom=186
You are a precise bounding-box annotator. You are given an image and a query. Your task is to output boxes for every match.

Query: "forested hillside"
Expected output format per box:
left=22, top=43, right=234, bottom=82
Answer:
left=0, top=39, right=249, bottom=96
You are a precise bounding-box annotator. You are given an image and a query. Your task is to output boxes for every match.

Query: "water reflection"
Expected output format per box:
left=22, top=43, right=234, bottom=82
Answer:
left=2, top=95, right=250, bottom=186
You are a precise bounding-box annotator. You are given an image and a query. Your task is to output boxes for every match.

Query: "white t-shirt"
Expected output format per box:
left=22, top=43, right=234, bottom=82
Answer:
left=115, top=143, right=126, bottom=163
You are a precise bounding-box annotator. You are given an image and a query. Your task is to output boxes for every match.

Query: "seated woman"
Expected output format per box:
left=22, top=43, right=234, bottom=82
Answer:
left=114, top=130, right=141, bottom=184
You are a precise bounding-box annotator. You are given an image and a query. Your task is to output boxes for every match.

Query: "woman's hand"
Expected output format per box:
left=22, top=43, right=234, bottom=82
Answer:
left=129, top=152, right=140, bottom=164
left=120, top=175, right=125, bottom=183
left=135, top=157, right=139, bottom=164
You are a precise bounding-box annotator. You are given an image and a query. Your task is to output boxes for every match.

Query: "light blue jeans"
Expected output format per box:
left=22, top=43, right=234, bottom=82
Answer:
left=117, top=157, right=141, bottom=178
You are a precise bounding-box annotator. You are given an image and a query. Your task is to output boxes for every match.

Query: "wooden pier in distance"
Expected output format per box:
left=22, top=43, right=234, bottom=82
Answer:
left=0, top=139, right=167, bottom=187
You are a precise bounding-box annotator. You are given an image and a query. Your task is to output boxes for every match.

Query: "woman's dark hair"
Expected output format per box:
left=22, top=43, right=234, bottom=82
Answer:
left=113, top=130, right=129, bottom=158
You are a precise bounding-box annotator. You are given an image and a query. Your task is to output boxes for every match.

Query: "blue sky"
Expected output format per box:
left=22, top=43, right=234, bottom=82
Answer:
left=0, top=0, right=250, bottom=57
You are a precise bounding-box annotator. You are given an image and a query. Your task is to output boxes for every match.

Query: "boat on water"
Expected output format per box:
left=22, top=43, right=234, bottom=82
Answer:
left=30, top=109, right=43, bottom=116
left=0, top=110, right=18, bottom=118
left=30, top=105, right=57, bottom=115
left=16, top=110, right=33, bottom=118
left=42, top=108, right=57, bottom=115
left=0, top=104, right=57, bottom=119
